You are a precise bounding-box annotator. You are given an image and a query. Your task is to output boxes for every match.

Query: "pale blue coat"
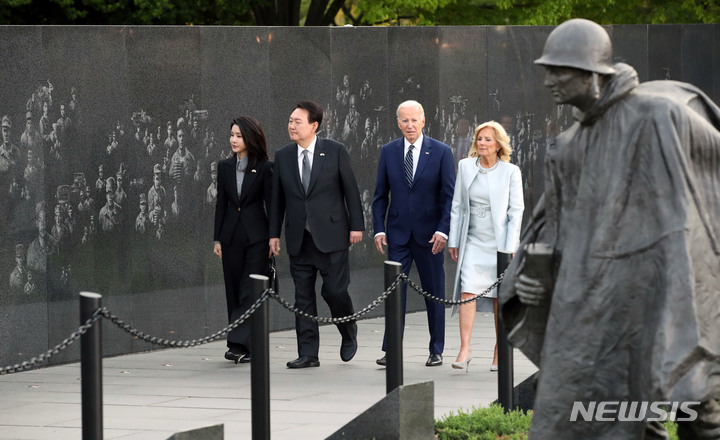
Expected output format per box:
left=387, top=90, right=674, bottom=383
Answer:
left=448, top=158, right=524, bottom=307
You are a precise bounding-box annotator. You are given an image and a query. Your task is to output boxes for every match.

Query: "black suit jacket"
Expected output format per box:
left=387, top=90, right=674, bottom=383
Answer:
left=270, top=138, right=364, bottom=256
left=214, top=155, right=273, bottom=246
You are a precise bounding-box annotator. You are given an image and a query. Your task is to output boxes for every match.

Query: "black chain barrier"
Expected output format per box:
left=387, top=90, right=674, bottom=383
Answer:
left=102, top=289, right=272, bottom=348
left=0, top=269, right=507, bottom=375
left=0, top=290, right=271, bottom=376
left=401, top=268, right=507, bottom=306
left=267, top=274, right=404, bottom=324
left=266, top=269, right=506, bottom=323
left=0, top=308, right=104, bottom=375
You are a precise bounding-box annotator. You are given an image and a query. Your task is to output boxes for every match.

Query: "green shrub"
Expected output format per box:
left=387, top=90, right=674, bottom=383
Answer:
left=435, top=404, right=531, bottom=440
left=435, top=404, right=680, bottom=440
left=665, top=420, right=678, bottom=439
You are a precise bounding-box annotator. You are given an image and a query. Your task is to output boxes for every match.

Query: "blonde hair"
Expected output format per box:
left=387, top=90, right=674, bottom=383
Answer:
left=467, top=120, right=512, bottom=162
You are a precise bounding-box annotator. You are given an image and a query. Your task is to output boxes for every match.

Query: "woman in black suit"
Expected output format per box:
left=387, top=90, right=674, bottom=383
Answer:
left=213, top=116, right=273, bottom=363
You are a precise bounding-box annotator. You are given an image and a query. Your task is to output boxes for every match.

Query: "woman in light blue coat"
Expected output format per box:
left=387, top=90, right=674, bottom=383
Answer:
left=448, top=121, right=524, bottom=371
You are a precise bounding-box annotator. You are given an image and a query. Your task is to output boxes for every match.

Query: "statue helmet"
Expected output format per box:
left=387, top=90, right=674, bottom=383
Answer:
left=534, top=18, right=615, bottom=75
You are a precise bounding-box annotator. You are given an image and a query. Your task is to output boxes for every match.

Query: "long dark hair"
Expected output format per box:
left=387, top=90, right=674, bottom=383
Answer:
left=230, top=116, right=269, bottom=170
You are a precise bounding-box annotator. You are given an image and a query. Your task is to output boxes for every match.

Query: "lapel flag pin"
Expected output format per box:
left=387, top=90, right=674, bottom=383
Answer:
left=251, top=169, right=257, bottom=173
left=425, top=152, right=430, bottom=154
left=320, top=153, right=325, bottom=156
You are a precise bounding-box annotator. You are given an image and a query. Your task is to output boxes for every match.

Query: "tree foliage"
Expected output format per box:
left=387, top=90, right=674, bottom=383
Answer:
left=425, top=0, right=720, bottom=25
left=1, top=0, right=719, bottom=26
left=0, top=0, right=254, bottom=25
left=338, top=0, right=458, bottom=25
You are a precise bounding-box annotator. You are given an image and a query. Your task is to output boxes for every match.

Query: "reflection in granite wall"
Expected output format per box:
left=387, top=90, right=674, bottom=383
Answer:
left=0, top=24, right=717, bottom=366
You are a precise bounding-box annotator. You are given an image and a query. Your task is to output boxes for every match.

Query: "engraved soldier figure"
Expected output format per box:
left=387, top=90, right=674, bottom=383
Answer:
left=147, top=164, right=167, bottom=214
left=0, top=115, right=20, bottom=174
left=27, top=201, right=58, bottom=274
left=135, top=193, right=148, bottom=233
left=98, top=177, right=123, bottom=232
left=20, top=111, right=42, bottom=155
left=9, top=244, right=28, bottom=290
left=206, top=161, right=217, bottom=204
left=115, top=170, right=128, bottom=207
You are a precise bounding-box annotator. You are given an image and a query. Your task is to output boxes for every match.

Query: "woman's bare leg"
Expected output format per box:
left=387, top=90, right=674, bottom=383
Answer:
left=455, top=292, right=476, bottom=362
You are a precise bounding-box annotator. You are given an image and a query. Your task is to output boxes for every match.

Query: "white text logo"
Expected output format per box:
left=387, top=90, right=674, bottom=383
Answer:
left=569, top=401, right=700, bottom=422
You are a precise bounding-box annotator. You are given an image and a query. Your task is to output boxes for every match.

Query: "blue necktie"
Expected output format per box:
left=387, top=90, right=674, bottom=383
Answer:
left=404, top=144, right=414, bottom=187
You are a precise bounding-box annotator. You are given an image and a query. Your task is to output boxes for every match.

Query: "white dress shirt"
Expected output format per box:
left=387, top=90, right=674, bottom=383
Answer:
left=297, top=135, right=317, bottom=181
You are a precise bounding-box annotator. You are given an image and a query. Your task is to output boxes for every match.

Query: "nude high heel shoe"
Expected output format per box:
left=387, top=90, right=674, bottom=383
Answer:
left=451, top=351, right=472, bottom=372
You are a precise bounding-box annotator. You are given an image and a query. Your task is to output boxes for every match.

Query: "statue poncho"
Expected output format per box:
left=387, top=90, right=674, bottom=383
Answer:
left=499, top=63, right=720, bottom=438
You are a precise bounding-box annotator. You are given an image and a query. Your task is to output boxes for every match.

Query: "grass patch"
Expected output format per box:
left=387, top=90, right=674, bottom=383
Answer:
left=435, top=404, right=680, bottom=440
left=435, top=404, right=531, bottom=440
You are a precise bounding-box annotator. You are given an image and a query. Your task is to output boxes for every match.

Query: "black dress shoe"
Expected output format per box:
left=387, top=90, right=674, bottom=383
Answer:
left=225, top=350, right=241, bottom=363
left=426, top=353, right=443, bottom=367
left=239, top=354, right=251, bottom=364
left=340, top=323, right=358, bottom=362
left=376, top=354, right=386, bottom=366
left=286, top=356, right=320, bottom=369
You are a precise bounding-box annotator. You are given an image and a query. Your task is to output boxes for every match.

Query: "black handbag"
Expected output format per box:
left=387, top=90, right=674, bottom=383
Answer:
left=268, top=256, right=278, bottom=295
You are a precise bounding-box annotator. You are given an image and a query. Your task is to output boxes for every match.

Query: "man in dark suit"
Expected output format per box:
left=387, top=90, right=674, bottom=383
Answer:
left=270, top=100, right=364, bottom=369
left=372, top=100, right=455, bottom=367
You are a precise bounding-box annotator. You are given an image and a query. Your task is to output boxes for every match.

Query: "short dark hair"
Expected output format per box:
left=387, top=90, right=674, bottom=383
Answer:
left=295, top=100, right=323, bottom=128
left=230, top=116, right=269, bottom=170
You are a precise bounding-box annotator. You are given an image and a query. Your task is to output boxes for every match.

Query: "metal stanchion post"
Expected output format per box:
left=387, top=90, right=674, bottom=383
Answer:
left=496, top=252, right=514, bottom=413
left=250, top=274, right=270, bottom=440
left=80, top=291, right=103, bottom=440
left=384, top=260, right=403, bottom=394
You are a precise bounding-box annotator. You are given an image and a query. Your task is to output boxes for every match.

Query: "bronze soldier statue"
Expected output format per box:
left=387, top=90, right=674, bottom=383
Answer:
left=501, top=18, right=720, bottom=440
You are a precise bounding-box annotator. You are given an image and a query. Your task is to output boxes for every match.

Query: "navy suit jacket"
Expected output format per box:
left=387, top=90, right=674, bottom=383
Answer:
left=372, top=135, right=455, bottom=247
left=270, top=138, right=364, bottom=256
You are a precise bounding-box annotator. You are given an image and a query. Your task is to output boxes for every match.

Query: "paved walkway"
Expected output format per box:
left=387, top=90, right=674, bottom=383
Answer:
left=0, top=309, right=537, bottom=440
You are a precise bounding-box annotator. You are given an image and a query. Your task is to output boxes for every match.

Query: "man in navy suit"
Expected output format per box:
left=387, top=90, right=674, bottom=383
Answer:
left=270, top=100, right=365, bottom=369
left=372, top=100, right=455, bottom=367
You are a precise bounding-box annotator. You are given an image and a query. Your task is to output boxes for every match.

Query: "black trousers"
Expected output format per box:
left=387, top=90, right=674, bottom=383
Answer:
left=221, top=230, right=269, bottom=353
left=289, top=230, right=355, bottom=358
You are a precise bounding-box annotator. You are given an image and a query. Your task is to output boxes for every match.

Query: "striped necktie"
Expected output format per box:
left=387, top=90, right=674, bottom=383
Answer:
left=404, top=144, right=414, bottom=187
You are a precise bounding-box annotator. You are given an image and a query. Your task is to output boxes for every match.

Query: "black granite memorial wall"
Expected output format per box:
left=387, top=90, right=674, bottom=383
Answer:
left=0, top=24, right=717, bottom=366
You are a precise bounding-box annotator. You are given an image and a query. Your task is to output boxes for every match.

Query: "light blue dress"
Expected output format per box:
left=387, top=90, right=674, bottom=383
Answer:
left=459, top=168, right=497, bottom=298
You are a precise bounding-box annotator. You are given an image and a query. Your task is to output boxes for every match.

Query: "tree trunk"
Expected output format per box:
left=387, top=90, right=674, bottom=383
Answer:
left=252, top=0, right=301, bottom=25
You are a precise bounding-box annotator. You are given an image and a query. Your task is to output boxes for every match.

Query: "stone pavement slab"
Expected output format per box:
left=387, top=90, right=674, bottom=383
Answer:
left=0, top=309, right=537, bottom=439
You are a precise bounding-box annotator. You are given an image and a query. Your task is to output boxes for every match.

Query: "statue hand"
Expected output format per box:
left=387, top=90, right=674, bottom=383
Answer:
left=515, top=274, right=546, bottom=307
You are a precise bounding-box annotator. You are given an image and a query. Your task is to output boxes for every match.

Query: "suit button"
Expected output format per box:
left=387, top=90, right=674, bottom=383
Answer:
left=237, top=207, right=241, bottom=212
